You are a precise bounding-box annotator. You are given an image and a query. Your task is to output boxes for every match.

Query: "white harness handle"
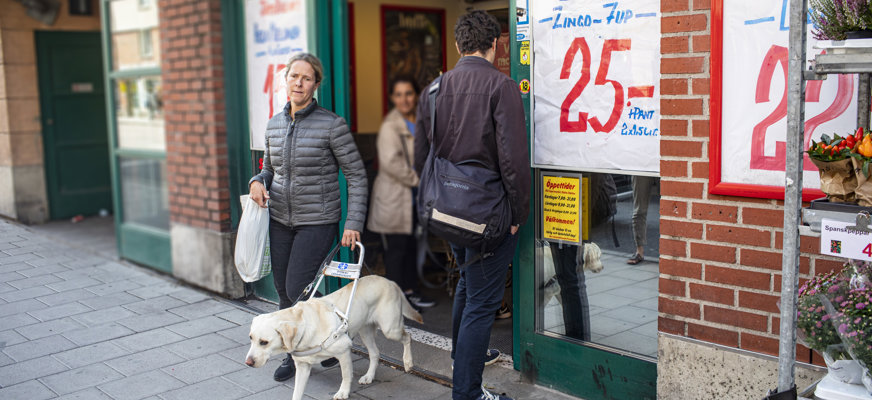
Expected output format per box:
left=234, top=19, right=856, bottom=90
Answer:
left=293, top=242, right=364, bottom=357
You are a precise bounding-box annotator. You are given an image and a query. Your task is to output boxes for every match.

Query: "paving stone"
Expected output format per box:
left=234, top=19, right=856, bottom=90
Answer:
left=26, top=256, right=74, bottom=268
left=53, top=266, right=103, bottom=281
left=222, top=362, right=284, bottom=393
left=46, top=277, right=102, bottom=292
left=238, top=385, right=295, bottom=400
left=63, top=322, right=135, bottom=346
left=0, top=281, right=17, bottom=294
left=0, top=355, right=69, bottom=386
left=218, top=344, right=251, bottom=362
left=41, top=363, right=125, bottom=395
left=217, top=324, right=251, bottom=345
left=15, top=317, right=85, bottom=340
left=355, top=369, right=448, bottom=400
left=0, top=379, right=57, bottom=400
left=77, top=291, right=141, bottom=310
left=113, top=328, right=186, bottom=353
left=164, top=333, right=239, bottom=360
left=170, top=289, right=211, bottom=304
left=104, top=347, right=186, bottom=376
left=159, top=376, right=253, bottom=400
left=53, top=341, right=131, bottom=369
left=3, top=334, right=78, bottom=362
left=0, top=262, right=35, bottom=274
left=0, top=298, right=47, bottom=317
left=56, top=387, right=115, bottom=400
left=117, top=311, right=186, bottom=332
left=123, top=296, right=187, bottom=315
left=6, top=274, right=63, bottom=290
left=166, top=315, right=237, bottom=338
left=72, top=306, right=136, bottom=327
left=0, top=254, right=43, bottom=265
left=36, top=288, right=94, bottom=307
left=0, top=271, right=27, bottom=283
left=0, top=286, right=56, bottom=303
left=0, top=312, right=40, bottom=331
left=28, top=302, right=93, bottom=322
left=61, top=257, right=108, bottom=269
left=216, top=309, right=257, bottom=325
left=169, top=299, right=236, bottom=320
left=162, top=353, right=246, bottom=384
left=17, top=263, right=70, bottom=278
left=0, top=328, right=30, bottom=348
left=127, top=282, right=184, bottom=300
left=98, top=370, right=185, bottom=400
left=0, top=351, right=14, bottom=367
left=84, top=280, right=143, bottom=296
left=1, top=246, right=43, bottom=256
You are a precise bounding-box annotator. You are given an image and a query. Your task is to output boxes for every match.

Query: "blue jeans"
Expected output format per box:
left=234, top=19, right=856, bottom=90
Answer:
left=549, top=242, right=590, bottom=340
left=450, top=233, right=518, bottom=400
left=269, top=221, right=338, bottom=309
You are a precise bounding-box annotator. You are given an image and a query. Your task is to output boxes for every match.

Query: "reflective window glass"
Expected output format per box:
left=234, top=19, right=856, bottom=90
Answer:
left=114, top=76, right=164, bottom=151
left=120, top=157, right=169, bottom=230
left=110, top=0, right=160, bottom=70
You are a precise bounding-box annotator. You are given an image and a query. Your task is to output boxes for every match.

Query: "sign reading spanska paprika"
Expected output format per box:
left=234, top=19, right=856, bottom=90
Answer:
left=542, top=174, right=582, bottom=244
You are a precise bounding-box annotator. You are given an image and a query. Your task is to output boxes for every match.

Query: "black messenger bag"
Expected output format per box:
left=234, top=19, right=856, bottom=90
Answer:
left=416, top=76, right=512, bottom=254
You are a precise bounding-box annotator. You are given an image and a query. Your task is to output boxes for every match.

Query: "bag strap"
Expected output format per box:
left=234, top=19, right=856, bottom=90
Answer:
left=428, top=75, right=443, bottom=151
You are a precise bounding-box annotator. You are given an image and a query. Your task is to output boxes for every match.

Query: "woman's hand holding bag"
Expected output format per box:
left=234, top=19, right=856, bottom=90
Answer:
left=234, top=195, right=271, bottom=282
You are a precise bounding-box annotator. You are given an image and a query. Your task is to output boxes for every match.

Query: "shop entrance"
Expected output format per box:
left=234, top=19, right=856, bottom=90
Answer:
left=36, top=31, right=112, bottom=220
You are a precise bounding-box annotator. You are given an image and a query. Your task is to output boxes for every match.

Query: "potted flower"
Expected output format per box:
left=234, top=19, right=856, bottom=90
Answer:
left=811, top=0, right=872, bottom=40
left=807, top=131, right=858, bottom=203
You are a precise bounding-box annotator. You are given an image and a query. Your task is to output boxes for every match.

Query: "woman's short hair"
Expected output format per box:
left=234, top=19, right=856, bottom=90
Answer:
left=389, top=75, right=420, bottom=96
left=285, top=53, right=324, bottom=84
left=454, top=10, right=501, bottom=55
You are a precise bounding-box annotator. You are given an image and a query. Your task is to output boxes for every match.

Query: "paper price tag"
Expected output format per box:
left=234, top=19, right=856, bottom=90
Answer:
left=820, top=218, right=872, bottom=260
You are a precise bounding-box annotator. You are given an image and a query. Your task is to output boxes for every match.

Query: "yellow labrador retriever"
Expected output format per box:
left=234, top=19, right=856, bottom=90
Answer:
left=245, top=275, right=422, bottom=400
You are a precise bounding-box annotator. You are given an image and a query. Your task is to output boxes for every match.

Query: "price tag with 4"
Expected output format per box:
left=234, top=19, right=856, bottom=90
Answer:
left=820, top=218, right=872, bottom=260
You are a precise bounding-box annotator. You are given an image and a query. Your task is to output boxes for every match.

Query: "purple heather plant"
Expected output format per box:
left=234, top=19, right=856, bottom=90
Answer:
left=797, top=269, right=849, bottom=354
left=811, top=0, right=872, bottom=40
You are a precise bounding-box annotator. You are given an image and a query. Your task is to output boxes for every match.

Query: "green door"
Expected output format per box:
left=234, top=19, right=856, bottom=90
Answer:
left=36, top=31, right=112, bottom=220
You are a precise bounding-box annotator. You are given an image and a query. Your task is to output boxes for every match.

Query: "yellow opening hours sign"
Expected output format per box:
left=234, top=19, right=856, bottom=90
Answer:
left=542, top=174, right=582, bottom=244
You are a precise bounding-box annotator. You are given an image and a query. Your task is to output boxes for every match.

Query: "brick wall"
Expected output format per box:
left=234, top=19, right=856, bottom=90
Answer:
left=159, top=0, right=232, bottom=232
left=658, top=0, right=839, bottom=366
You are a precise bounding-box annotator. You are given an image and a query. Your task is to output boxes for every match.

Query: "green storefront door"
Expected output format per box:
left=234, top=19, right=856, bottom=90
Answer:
left=36, top=31, right=112, bottom=220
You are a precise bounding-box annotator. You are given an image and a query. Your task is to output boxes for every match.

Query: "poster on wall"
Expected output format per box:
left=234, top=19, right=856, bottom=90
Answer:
left=381, top=6, right=445, bottom=115
left=531, top=0, right=661, bottom=173
left=245, top=0, right=308, bottom=151
left=712, top=0, right=859, bottom=200
left=541, top=172, right=582, bottom=245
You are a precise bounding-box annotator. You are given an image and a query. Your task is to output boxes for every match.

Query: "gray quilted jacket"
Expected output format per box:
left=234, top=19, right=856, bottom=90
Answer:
left=250, top=100, right=367, bottom=232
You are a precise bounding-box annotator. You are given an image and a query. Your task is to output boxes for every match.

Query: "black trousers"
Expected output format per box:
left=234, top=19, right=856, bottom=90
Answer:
left=269, top=220, right=338, bottom=309
left=382, top=233, right=417, bottom=292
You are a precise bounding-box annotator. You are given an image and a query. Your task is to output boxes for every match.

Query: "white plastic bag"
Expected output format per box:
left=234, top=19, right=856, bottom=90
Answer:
left=234, top=196, right=271, bottom=282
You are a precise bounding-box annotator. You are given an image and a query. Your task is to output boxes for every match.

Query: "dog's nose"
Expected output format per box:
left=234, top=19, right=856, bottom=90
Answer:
left=245, top=357, right=254, bottom=367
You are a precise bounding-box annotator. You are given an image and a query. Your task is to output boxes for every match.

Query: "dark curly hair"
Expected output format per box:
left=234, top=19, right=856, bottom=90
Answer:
left=389, top=75, right=420, bottom=96
left=454, top=10, right=501, bottom=55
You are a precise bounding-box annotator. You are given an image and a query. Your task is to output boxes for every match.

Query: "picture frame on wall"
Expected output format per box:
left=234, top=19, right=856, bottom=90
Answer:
left=381, top=5, right=446, bottom=115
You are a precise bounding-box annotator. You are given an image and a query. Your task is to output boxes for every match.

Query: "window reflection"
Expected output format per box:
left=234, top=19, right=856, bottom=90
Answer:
left=537, top=174, right=660, bottom=359
left=115, top=76, right=164, bottom=150
left=120, top=158, right=169, bottom=230
left=110, top=0, right=160, bottom=70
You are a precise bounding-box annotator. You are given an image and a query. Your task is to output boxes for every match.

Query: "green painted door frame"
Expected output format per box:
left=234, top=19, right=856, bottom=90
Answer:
left=36, top=31, right=113, bottom=221
left=509, top=1, right=656, bottom=398
left=100, top=0, right=172, bottom=273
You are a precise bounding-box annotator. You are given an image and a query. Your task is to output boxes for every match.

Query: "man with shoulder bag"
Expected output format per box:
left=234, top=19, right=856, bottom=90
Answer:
left=414, top=10, right=530, bottom=400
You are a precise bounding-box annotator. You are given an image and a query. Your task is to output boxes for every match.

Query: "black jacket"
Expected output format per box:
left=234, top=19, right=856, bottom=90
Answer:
left=414, top=56, right=530, bottom=226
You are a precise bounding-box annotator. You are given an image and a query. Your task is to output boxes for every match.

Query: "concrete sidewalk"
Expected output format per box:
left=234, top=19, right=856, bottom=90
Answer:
left=0, top=218, right=580, bottom=400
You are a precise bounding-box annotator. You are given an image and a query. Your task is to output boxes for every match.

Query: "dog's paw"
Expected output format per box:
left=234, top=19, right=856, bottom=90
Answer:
left=332, top=390, right=350, bottom=399
left=358, top=374, right=374, bottom=385
left=403, top=361, right=413, bottom=372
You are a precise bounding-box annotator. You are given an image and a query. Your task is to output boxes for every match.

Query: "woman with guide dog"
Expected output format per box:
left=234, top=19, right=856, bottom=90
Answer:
left=248, top=53, right=368, bottom=382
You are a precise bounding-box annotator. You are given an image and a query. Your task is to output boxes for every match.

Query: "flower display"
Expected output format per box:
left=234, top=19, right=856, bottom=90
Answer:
left=797, top=269, right=849, bottom=354
left=811, top=0, right=872, bottom=40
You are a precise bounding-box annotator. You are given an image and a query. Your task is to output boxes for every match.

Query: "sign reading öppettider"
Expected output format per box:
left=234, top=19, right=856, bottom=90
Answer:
left=820, top=218, right=872, bottom=260
left=542, top=174, right=581, bottom=244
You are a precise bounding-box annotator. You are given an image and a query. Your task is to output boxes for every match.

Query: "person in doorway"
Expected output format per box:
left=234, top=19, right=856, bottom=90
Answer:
left=414, top=11, right=530, bottom=400
left=367, top=76, right=435, bottom=309
left=248, top=52, right=368, bottom=382
left=627, top=176, right=657, bottom=265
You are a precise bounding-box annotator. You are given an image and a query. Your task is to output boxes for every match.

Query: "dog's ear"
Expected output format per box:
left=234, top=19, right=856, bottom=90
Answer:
left=277, top=322, right=297, bottom=351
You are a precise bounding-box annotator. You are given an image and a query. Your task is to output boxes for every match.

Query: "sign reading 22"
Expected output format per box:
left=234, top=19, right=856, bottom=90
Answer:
left=751, top=45, right=854, bottom=172
left=559, top=37, right=654, bottom=133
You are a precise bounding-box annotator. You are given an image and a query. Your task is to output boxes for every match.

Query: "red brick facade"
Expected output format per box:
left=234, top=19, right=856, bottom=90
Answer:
left=657, top=0, right=840, bottom=366
left=160, top=0, right=232, bottom=233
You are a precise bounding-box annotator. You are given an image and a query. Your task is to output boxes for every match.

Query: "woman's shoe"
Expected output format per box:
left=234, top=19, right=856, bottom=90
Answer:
left=626, top=253, right=644, bottom=265
left=274, top=354, right=295, bottom=381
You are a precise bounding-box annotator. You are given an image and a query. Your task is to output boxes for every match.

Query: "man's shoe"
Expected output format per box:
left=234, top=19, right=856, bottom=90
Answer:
left=484, top=348, right=500, bottom=366
left=273, top=354, right=295, bottom=381
left=406, top=291, right=436, bottom=308
left=320, top=357, right=339, bottom=368
left=495, top=304, right=511, bottom=319
left=479, top=387, right=513, bottom=400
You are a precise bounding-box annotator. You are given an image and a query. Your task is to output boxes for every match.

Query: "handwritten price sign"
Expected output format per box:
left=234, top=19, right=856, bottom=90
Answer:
left=532, top=0, right=660, bottom=173
left=245, top=0, right=308, bottom=151
left=718, top=0, right=860, bottom=191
